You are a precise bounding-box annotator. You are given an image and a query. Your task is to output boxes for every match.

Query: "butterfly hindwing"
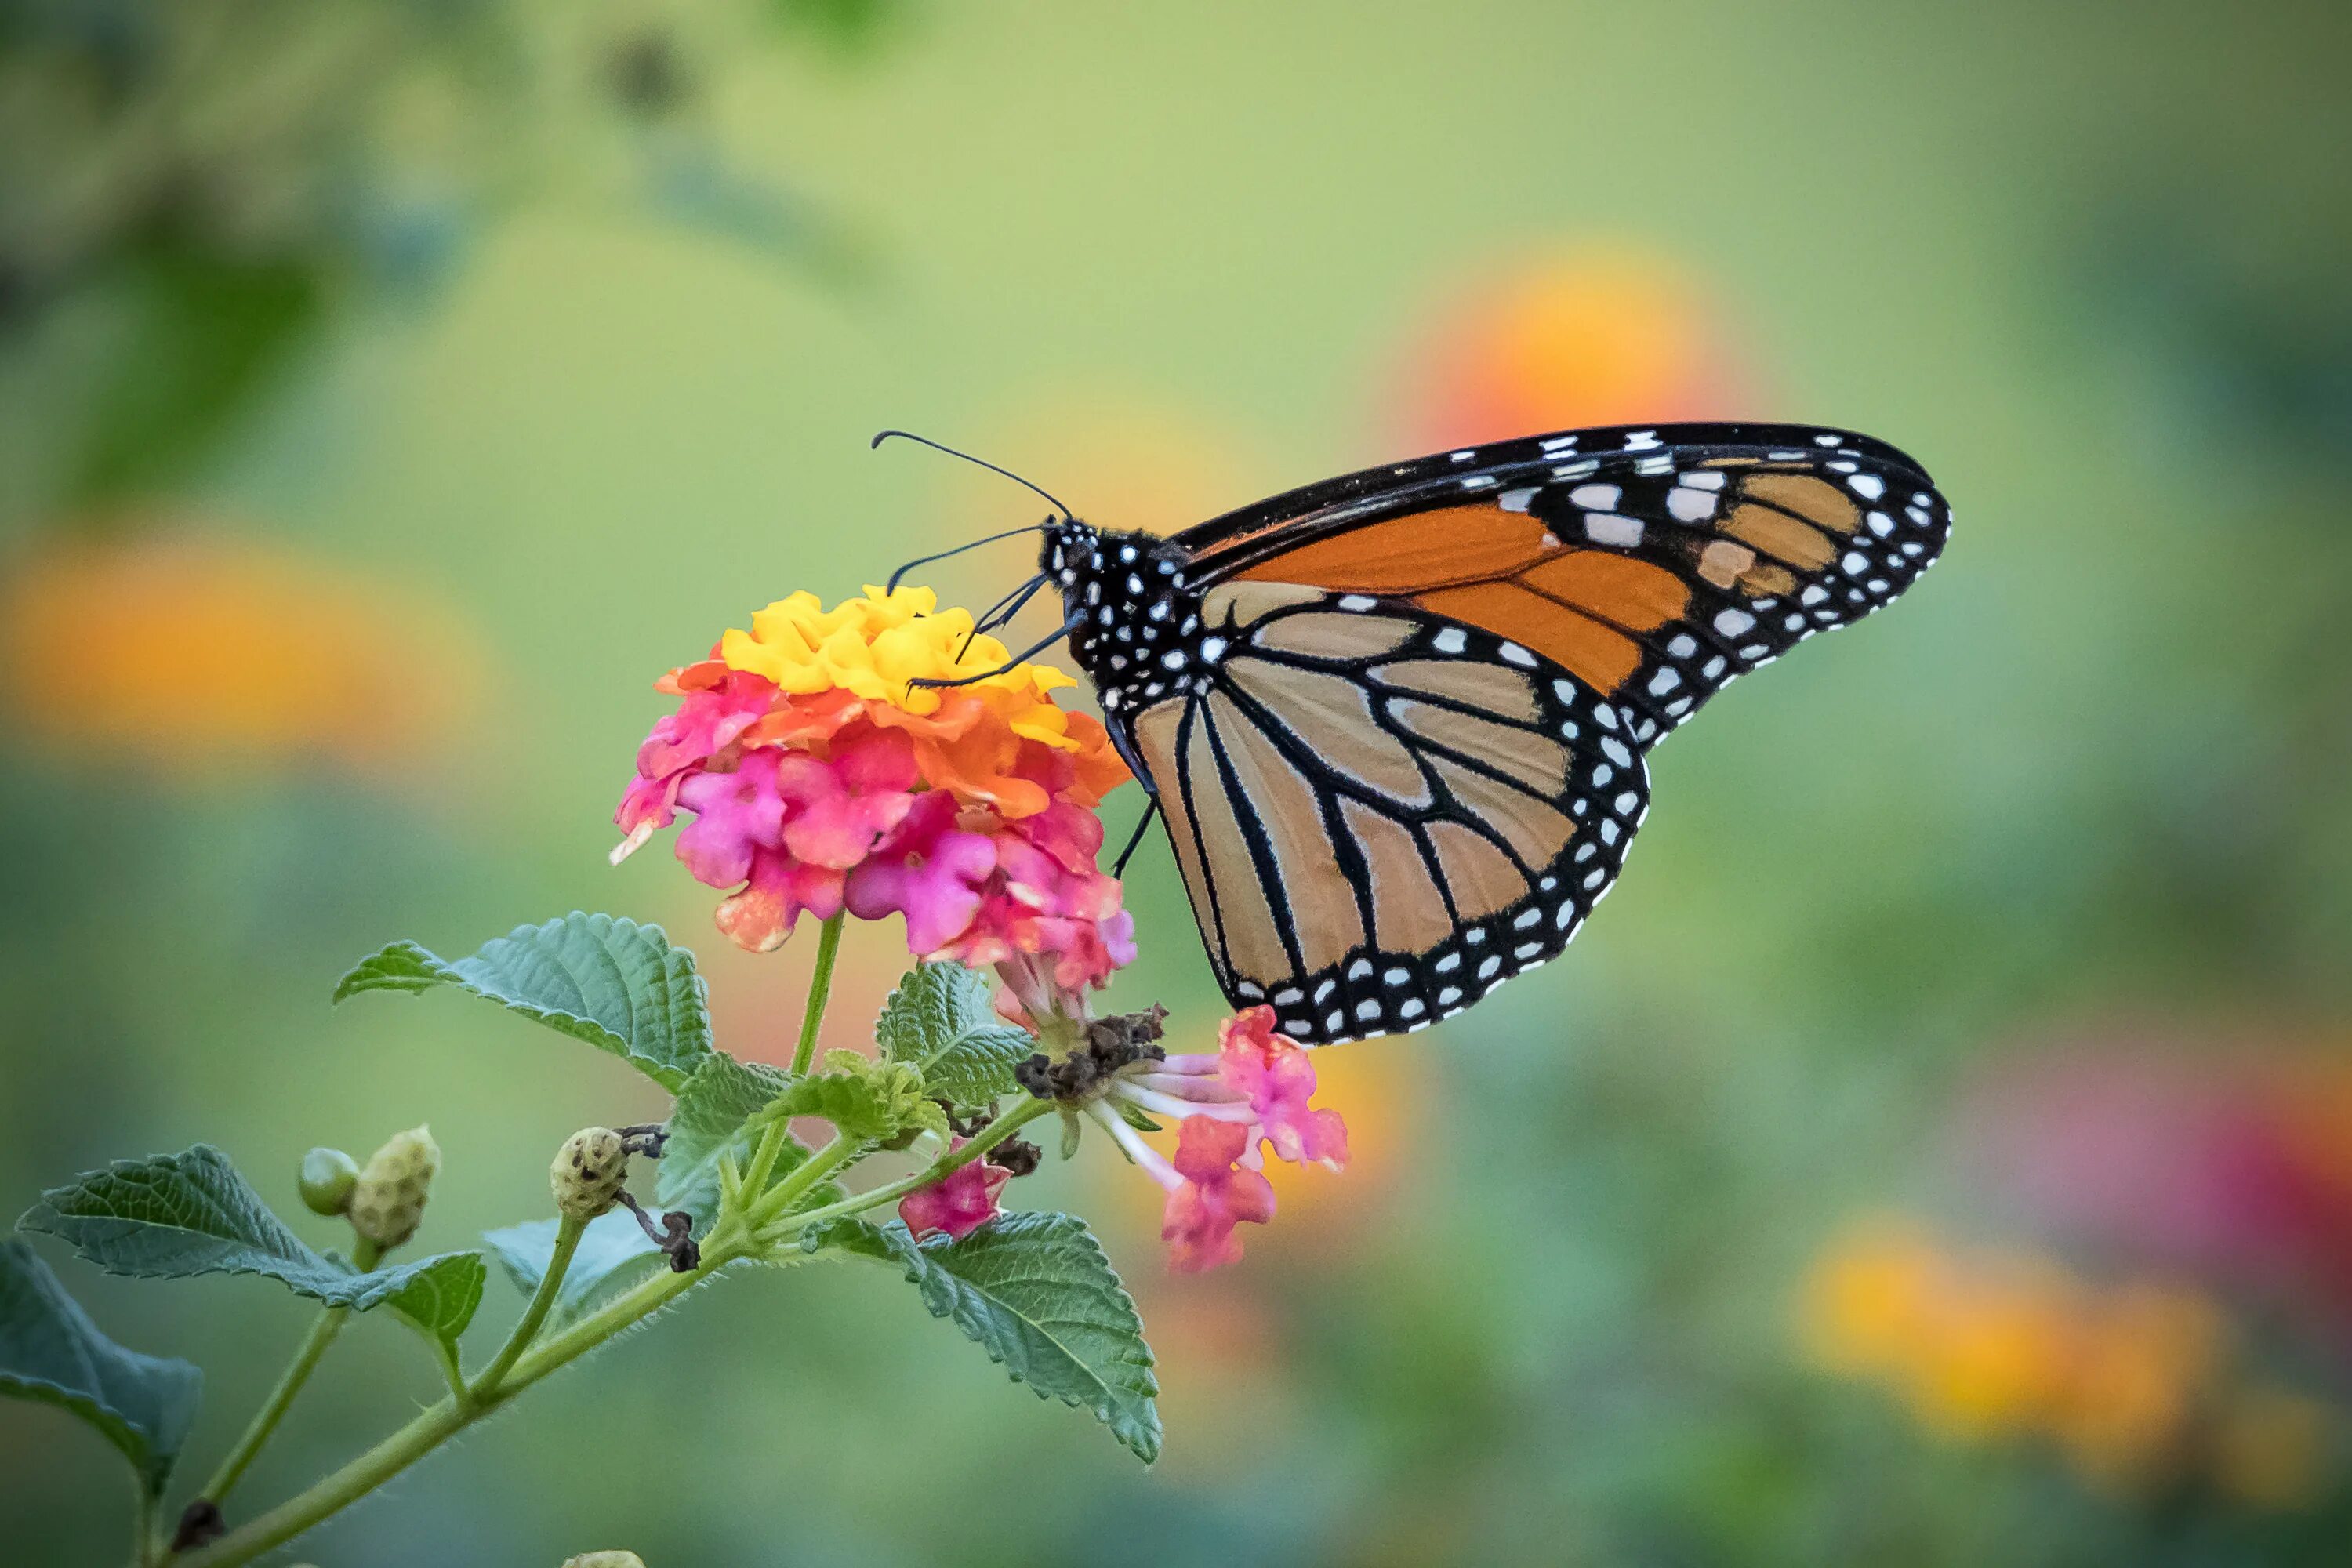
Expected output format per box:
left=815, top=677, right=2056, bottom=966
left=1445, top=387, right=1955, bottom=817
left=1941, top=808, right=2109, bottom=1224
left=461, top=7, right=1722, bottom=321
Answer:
left=1127, top=583, right=1648, bottom=1044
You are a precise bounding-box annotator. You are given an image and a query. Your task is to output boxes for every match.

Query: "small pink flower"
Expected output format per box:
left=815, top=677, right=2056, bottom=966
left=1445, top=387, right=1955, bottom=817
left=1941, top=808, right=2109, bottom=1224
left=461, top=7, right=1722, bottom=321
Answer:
left=1160, top=1116, right=1277, bottom=1273
left=898, top=1141, right=1012, bottom=1240
left=844, top=792, right=999, bottom=953
left=774, top=728, right=920, bottom=869
left=1218, top=1006, right=1349, bottom=1171
left=714, top=848, right=845, bottom=953
left=673, top=748, right=789, bottom=887
left=637, top=666, right=774, bottom=780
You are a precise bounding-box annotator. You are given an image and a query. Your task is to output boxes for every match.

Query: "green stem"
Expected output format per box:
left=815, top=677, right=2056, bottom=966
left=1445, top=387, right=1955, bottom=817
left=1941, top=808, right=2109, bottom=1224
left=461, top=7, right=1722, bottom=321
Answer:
left=196, top=1237, right=380, bottom=1508
left=130, top=1475, right=156, bottom=1568
left=789, top=913, right=845, bottom=1076
left=743, top=1134, right=861, bottom=1231
left=464, top=1212, right=584, bottom=1404
left=738, top=912, right=847, bottom=1206
left=763, top=1096, right=1055, bottom=1240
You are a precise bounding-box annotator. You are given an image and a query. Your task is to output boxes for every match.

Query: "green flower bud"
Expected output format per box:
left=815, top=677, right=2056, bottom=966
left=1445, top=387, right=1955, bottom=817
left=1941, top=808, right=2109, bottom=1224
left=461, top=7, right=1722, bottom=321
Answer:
left=296, top=1147, right=360, bottom=1216
left=551, top=1127, right=630, bottom=1222
left=348, top=1125, right=440, bottom=1250
left=561, top=1554, right=645, bottom=1568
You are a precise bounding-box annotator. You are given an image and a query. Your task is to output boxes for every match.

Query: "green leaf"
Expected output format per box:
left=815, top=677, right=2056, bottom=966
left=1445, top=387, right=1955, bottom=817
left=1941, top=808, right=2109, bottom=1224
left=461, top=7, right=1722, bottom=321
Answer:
left=484, top=1214, right=666, bottom=1330
left=822, top=1212, right=1160, bottom=1462
left=876, top=961, right=1035, bottom=1112
left=657, top=1053, right=808, bottom=1230
left=0, top=1239, right=201, bottom=1497
left=756, top=1051, right=949, bottom=1144
left=17, top=1147, right=483, bottom=1334
left=374, top=1253, right=487, bottom=1352
left=333, top=913, right=712, bottom=1091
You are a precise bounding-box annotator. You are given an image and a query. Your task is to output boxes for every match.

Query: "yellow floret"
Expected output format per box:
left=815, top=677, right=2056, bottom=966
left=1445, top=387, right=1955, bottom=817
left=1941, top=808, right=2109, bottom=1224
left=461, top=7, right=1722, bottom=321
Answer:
left=718, top=585, right=1079, bottom=724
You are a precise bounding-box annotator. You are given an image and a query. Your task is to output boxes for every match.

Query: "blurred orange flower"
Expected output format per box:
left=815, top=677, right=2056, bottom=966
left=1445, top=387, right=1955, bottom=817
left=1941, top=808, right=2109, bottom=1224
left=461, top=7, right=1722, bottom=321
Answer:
left=1798, top=1215, right=2334, bottom=1505
left=1399, top=246, right=1745, bottom=452
left=0, top=532, right=483, bottom=775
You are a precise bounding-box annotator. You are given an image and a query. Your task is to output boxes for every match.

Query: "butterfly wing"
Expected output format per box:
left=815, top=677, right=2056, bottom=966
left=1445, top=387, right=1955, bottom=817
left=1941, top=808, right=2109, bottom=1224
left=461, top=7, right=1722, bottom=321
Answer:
left=1177, top=421, right=1951, bottom=746
left=1128, top=582, right=1648, bottom=1044
left=1121, top=423, right=1949, bottom=1041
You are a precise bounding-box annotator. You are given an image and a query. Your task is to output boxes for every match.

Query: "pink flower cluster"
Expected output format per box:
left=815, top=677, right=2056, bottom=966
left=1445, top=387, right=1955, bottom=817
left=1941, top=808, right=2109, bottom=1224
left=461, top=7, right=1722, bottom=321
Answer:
left=1089, top=1007, right=1350, bottom=1272
left=612, top=590, right=1134, bottom=995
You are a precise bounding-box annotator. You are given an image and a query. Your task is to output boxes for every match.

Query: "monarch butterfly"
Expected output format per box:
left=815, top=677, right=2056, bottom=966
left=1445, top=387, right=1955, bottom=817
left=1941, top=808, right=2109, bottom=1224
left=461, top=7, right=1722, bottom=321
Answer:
left=887, top=420, right=1951, bottom=1045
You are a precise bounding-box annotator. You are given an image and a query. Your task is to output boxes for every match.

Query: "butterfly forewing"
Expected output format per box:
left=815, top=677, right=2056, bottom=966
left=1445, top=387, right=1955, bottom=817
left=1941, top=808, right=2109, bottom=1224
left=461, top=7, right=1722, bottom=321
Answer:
left=1128, top=586, right=1648, bottom=1044
left=1178, top=422, right=1951, bottom=746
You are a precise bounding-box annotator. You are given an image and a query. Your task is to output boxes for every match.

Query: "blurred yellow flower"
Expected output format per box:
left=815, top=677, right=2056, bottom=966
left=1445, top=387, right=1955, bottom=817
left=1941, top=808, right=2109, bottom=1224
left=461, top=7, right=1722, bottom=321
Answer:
left=1798, top=1215, right=2333, bottom=1506
left=0, top=532, right=482, bottom=775
left=1798, top=1217, right=1944, bottom=1376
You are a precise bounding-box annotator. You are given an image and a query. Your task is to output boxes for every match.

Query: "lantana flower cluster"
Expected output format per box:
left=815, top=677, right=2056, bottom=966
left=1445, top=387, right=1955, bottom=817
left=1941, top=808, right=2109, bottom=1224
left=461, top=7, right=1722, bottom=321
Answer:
left=614, top=586, right=1133, bottom=1001
left=616, top=586, right=1348, bottom=1272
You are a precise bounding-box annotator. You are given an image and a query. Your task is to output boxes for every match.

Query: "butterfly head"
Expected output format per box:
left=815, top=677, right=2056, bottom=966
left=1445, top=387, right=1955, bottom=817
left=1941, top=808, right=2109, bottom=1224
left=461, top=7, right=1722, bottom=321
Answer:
left=1042, top=521, right=1203, bottom=717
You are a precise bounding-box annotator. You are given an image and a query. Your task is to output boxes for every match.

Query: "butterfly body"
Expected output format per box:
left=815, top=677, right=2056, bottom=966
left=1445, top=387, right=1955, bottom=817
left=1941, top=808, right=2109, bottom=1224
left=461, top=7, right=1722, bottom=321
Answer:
left=1027, top=421, right=1951, bottom=1045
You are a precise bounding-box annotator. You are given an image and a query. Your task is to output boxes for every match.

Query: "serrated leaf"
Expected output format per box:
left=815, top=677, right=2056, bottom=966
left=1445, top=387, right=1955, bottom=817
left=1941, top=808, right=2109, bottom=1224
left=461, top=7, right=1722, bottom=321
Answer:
left=0, top=1240, right=202, bottom=1497
left=484, top=1213, right=667, bottom=1330
left=17, top=1147, right=483, bottom=1342
left=333, top=913, right=712, bottom=1091
left=824, top=1212, right=1160, bottom=1462
left=754, top=1051, right=949, bottom=1144
left=376, top=1253, right=487, bottom=1351
left=658, top=1053, right=807, bottom=1231
left=876, top=961, right=1035, bottom=1110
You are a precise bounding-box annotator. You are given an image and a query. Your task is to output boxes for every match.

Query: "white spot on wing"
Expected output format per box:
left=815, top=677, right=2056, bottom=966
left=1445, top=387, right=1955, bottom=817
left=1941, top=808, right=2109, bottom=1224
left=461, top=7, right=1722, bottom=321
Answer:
left=1584, top=513, right=1644, bottom=547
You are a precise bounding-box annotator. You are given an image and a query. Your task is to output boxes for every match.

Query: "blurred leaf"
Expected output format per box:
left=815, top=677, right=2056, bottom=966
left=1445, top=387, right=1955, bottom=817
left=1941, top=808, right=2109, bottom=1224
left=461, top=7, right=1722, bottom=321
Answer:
left=17, top=1147, right=483, bottom=1345
left=767, top=0, right=915, bottom=56
left=0, top=1239, right=201, bottom=1497
left=875, top=961, right=1032, bottom=1112
left=818, top=1213, right=1160, bottom=1462
left=485, top=1213, right=668, bottom=1331
left=69, top=249, right=328, bottom=503
left=334, top=913, right=713, bottom=1091
left=658, top=1052, right=809, bottom=1230
left=755, top=1050, right=949, bottom=1144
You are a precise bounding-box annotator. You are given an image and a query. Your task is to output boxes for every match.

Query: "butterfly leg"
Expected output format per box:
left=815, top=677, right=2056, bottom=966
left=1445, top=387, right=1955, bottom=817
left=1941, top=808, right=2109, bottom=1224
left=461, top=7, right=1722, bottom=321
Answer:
left=957, top=572, right=1050, bottom=659
left=1111, top=797, right=1161, bottom=878
left=908, top=615, right=1083, bottom=690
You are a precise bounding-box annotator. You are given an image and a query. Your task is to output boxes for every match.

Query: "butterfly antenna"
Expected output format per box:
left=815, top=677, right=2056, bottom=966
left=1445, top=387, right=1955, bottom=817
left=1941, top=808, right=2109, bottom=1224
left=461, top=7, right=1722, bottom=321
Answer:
left=882, top=526, right=1054, bottom=595
left=872, top=430, right=1075, bottom=519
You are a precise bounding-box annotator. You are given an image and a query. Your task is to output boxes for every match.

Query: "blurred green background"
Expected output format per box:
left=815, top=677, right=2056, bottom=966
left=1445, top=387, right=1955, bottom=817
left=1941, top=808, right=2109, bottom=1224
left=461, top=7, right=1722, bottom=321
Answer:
left=5, top=2, right=2351, bottom=1563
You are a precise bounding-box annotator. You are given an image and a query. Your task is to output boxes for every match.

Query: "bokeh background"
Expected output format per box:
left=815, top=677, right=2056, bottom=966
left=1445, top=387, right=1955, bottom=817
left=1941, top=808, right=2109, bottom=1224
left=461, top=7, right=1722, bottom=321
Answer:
left=6, top=2, right=2351, bottom=1563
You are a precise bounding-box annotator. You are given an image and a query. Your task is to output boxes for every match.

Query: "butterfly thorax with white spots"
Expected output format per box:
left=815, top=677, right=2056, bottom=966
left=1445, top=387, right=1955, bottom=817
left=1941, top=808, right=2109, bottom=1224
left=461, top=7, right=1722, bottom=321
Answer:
left=1042, top=521, right=1212, bottom=726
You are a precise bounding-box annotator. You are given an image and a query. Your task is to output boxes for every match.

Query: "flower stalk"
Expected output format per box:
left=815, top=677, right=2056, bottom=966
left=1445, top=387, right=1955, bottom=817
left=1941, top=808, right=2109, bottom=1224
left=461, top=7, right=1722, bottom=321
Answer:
left=191, top=1236, right=380, bottom=1517
left=465, top=1211, right=583, bottom=1404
